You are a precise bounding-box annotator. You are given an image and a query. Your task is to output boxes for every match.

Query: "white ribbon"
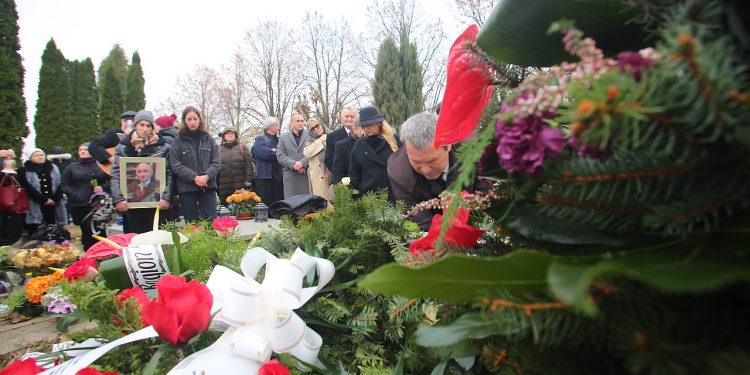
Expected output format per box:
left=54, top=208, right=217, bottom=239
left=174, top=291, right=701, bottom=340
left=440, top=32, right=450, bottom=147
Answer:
left=167, top=247, right=335, bottom=374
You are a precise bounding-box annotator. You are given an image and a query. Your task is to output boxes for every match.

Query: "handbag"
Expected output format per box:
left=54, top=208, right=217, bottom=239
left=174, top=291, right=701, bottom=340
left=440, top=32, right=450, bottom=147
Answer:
left=0, top=174, right=29, bottom=214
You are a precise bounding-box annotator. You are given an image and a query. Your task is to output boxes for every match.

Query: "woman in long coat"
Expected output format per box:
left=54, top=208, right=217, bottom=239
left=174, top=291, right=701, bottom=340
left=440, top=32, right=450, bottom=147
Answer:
left=348, top=106, right=400, bottom=201
left=17, top=148, right=67, bottom=234
left=61, top=143, right=109, bottom=250
left=303, top=117, right=330, bottom=200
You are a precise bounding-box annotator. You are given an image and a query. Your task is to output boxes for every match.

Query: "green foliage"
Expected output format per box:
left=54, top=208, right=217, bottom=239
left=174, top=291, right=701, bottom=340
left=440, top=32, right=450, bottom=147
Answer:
left=97, top=44, right=128, bottom=99
left=259, top=185, right=434, bottom=372
left=360, top=251, right=551, bottom=304
left=68, top=58, right=98, bottom=148
left=97, top=65, right=124, bottom=131
left=399, top=35, right=423, bottom=125
left=34, top=39, right=72, bottom=154
left=372, top=38, right=407, bottom=127
left=126, top=51, right=146, bottom=111
left=0, top=0, right=28, bottom=151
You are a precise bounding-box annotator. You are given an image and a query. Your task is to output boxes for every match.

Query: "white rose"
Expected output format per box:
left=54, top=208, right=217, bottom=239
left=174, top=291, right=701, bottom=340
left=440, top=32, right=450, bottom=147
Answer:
left=341, top=177, right=350, bottom=186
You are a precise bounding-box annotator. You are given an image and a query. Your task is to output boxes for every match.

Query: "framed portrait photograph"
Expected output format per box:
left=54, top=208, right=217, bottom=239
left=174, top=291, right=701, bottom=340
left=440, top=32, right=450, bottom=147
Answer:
left=119, top=156, right=166, bottom=208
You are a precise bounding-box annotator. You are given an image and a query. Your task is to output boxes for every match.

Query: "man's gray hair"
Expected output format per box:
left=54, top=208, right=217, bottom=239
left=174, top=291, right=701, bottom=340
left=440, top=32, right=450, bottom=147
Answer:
left=263, top=116, right=280, bottom=130
left=399, top=112, right=438, bottom=150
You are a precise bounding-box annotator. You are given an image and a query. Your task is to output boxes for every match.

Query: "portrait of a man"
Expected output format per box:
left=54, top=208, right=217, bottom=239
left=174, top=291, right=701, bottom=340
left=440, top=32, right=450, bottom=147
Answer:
left=119, top=157, right=166, bottom=208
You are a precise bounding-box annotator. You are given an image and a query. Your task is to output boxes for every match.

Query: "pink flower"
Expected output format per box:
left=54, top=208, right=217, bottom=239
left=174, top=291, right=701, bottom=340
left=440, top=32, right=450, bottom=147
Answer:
left=75, top=368, right=118, bottom=375
left=434, top=25, right=494, bottom=148
left=63, top=257, right=98, bottom=282
left=409, top=207, right=484, bottom=255
left=83, top=233, right=137, bottom=260
left=212, top=216, right=239, bottom=234
left=258, top=359, right=291, bottom=375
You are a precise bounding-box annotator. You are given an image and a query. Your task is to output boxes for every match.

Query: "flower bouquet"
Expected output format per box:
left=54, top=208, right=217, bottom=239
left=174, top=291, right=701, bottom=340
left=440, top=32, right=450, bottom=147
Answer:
left=225, top=189, right=261, bottom=219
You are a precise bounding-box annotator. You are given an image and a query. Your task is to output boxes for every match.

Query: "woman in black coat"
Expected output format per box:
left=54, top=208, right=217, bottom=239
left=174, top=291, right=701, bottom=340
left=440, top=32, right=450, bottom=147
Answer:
left=348, top=106, right=400, bottom=201
left=61, top=143, right=109, bottom=250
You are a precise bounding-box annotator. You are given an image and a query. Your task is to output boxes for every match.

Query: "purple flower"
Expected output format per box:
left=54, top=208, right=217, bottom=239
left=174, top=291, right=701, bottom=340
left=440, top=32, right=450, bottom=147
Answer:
left=568, top=134, right=612, bottom=160
left=617, top=51, right=653, bottom=81
left=495, top=115, right=566, bottom=177
left=47, top=299, right=76, bottom=314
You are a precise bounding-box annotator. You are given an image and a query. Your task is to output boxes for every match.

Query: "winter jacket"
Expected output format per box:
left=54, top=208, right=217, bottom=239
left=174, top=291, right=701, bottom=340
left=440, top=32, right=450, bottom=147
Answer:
left=348, top=135, right=400, bottom=201
left=324, top=127, right=349, bottom=172
left=330, top=135, right=357, bottom=185
left=17, top=160, right=67, bottom=225
left=252, top=132, right=280, bottom=180
left=89, top=128, right=127, bottom=164
left=169, top=131, right=221, bottom=194
left=61, top=159, right=110, bottom=207
left=110, top=132, right=173, bottom=203
left=218, top=141, right=254, bottom=203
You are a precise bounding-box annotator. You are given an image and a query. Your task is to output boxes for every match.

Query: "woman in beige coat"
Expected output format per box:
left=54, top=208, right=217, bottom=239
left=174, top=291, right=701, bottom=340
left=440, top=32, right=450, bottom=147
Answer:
left=303, top=117, right=330, bottom=200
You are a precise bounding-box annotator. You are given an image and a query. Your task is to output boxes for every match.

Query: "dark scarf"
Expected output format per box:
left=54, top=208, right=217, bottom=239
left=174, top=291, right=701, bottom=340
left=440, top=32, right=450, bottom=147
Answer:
left=24, top=159, right=53, bottom=174
left=79, top=157, right=97, bottom=165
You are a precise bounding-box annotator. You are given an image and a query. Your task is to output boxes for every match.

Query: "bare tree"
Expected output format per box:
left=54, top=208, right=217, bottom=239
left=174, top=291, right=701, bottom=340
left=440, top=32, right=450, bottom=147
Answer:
left=361, top=0, right=448, bottom=112
left=157, top=65, right=223, bottom=134
left=243, top=20, right=304, bottom=129
left=215, top=49, right=262, bottom=140
left=452, top=0, right=496, bottom=27
left=299, top=12, right=366, bottom=129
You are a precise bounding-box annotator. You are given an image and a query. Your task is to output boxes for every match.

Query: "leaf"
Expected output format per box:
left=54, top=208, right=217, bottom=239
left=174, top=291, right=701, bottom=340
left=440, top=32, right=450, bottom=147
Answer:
left=477, top=0, right=650, bottom=66
left=415, top=312, right=527, bottom=347
left=549, top=241, right=750, bottom=315
left=426, top=340, right=482, bottom=359
left=358, top=251, right=551, bottom=303
left=430, top=360, right=448, bottom=375
left=496, top=202, right=662, bottom=247
left=454, top=356, right=476, bottom=370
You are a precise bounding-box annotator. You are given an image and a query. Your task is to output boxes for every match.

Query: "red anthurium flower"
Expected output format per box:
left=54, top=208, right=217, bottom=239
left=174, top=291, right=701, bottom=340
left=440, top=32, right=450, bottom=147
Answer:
left=434, top=25, right=494, bottom=148
left=75, top=367, right=119, bottom=375
left=409, top=207, right=484, bottom=255
left=115, top=286, right=151, bottom=326
left=83, top=233, right=137, bottom=260
left=63, top=257, right=99, bottom=282
left=0, top=358, right=45, bottom=375
left=258, top=359, right=291, bottom=375
left=141, top=275, right=213, bottom=345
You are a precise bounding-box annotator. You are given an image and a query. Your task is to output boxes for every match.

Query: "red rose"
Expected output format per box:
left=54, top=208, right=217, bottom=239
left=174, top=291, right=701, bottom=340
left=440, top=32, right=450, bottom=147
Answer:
left=258, top=359, right=291, bottom=375
left=141, top=275, right=213, bottom=345
left=409, top=207, right=484, bottom=255
left=63, top=257, right=98, bottom=282
left=434, top=25, right=494, bottom=148
left=115, top=286, right=151, bottom=326
left=212, top=216, right=239, bottom=233
left=75, top=367, right=118, bottom=375
left=0, top=358, right=45, bottom=375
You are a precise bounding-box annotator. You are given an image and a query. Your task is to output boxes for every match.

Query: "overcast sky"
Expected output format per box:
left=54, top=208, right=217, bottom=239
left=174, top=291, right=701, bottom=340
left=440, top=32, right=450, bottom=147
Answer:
left=15, top=0, right=462, bottom=155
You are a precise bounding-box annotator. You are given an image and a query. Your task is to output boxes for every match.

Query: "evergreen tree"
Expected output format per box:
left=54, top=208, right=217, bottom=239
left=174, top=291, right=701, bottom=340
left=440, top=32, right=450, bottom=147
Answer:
left=97, top=65, right=124, bottom=131
left=97, top=44, right=128, bottom=95
left=0, top=0, right=28, bottom=151
left=399, top=35, right=424, bottom=125
left=69, top=58, right=98, bottom=147
left=372, top=37, right=407, bottom=128
left=34, top=39, right=72, bottom=154
left=372, top=36, right=424, bottom=130
left=125, top=51, right=145, bottom=110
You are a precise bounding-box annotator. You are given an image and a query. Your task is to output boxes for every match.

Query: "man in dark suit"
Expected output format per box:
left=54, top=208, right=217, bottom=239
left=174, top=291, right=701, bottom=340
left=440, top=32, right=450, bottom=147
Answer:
left=387, top=112, right=478, bottom=231
left=330, top=125, right=364, bottom=185
left=324, top=107, right=357, bottom=181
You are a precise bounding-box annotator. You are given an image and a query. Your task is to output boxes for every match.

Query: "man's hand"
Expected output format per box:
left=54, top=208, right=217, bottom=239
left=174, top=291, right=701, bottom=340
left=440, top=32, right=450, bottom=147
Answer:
left=107, top=156, right=115, bottom=164
left=93, top=186, right=103, bottom=193
left=0, top=149, right=16, bottom=159
left=194, top=175, right=209, bottom=187
left=44, top=199, right=55, bottom=206
left=115, top=201, right=128, bottom=212
left=292, top=161, right=303, bottom=172
left=297, top=167, right=306, bottom=174
left=159, top=199, right=171, bottom=210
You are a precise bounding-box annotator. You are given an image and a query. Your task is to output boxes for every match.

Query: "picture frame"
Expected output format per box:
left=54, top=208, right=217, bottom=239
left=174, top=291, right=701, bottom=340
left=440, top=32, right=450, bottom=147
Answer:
left=119, top=156, right=166, bottom=208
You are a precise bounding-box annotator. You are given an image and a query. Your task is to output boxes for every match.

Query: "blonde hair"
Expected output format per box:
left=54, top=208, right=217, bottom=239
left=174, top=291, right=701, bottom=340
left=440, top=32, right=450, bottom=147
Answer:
left=380, top=121, right=398, bottom=152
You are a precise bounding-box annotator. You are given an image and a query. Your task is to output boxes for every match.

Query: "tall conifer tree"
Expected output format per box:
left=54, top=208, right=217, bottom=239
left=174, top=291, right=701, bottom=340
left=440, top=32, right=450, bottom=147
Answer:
left=69, top=58, right=98, bottom=147
left=97, top=65, right=124, bottom=131
left=372, top=38, right=407, bottom=128
left=34, top=39, right=72, bottom=154
left=0, top=0, right=28, bottom=151
left=125, top=51, right=146, bottom=110
left=372, top=36, right=424, bottom=130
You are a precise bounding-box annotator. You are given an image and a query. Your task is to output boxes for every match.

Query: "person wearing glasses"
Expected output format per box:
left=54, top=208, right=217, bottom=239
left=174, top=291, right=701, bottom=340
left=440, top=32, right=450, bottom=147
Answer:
left=303, top=117, right=330, bottom=200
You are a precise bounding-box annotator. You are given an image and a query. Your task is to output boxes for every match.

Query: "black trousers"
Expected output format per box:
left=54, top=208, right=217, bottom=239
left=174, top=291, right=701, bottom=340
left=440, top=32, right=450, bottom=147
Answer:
left=255, top=179, right=284, bottom=207
left=70, top=206, right=96, bottom=250
left=123, top=207, right=168, bottom=234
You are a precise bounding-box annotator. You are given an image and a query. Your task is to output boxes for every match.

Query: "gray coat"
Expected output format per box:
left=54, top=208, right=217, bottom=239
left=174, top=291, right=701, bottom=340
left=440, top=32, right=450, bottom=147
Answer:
left=276, top=129, right=310, bottom=198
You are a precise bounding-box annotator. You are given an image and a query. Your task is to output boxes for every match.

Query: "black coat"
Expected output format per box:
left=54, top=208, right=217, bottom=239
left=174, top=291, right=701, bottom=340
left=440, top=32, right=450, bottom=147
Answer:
left=324, top=127, right=349, bottom=172
left=169, top=131, right=221, bottom=194
left=330, top=135, right=357, bottom=185
left=61, top=160, right=110, bottom=207
left=89, top=128, right=126, bottom=164
left=348, top=136, right=398, bottom=200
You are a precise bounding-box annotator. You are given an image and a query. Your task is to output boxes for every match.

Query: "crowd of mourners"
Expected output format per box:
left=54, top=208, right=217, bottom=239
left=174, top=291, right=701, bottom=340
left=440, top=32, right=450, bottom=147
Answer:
left=0, top=104, right=483, bottom=250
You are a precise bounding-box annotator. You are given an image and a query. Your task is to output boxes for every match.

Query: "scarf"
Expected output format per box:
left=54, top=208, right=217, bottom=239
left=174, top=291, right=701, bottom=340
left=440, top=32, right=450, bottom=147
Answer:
left=131, top=132, right=159, bottom=152
left=79, top=157, right=97, bottom=165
